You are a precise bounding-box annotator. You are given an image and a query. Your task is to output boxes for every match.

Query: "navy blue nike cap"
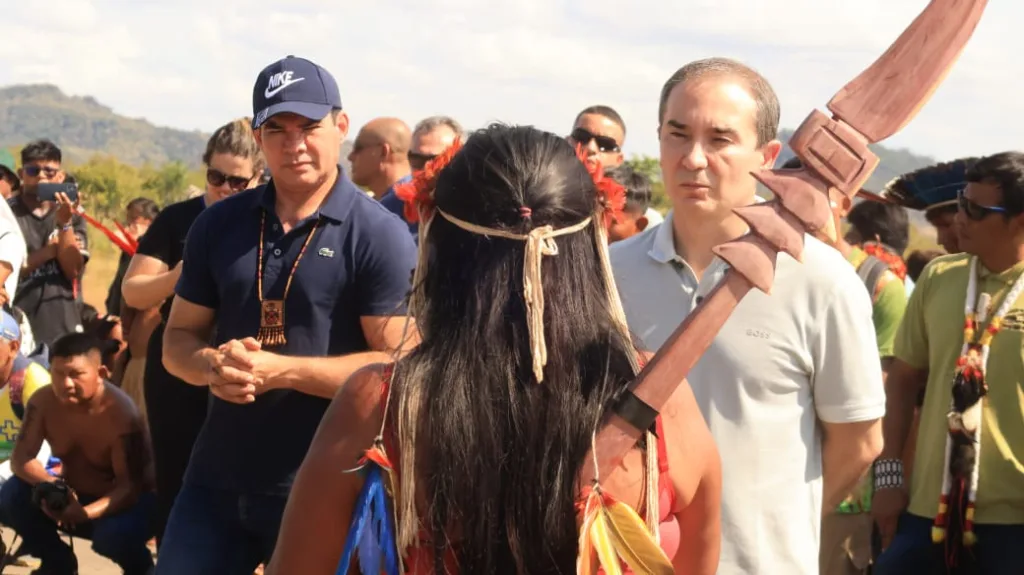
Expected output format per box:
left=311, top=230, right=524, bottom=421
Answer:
left=252, top=55, right=342, bottom=129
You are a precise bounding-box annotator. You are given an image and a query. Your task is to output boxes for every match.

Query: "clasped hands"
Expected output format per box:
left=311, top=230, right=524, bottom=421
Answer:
left=205, top=337, right=282, bottom=404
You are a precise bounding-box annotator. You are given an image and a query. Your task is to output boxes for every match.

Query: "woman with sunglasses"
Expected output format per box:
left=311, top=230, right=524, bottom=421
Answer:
left=120, top=117, right=264, bottom=547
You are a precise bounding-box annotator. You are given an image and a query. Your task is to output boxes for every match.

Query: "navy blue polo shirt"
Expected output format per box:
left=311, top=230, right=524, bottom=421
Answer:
left=174, top=167, right=416, bottom=496
left=378, top=174, right=417, bottom=239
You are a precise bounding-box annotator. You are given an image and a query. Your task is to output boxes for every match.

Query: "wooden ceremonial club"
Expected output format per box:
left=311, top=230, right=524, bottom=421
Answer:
left=582, top=0, right=989, bottom=485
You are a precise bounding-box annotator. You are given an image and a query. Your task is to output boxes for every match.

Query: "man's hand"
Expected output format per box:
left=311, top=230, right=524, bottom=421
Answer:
left=219, top=338, right=285, bottom=394
left=205, top=342, right=263, bottom=404
left=54, top=192, right=79, bottom=228
left=43, top=494, right=89, bottom=530
left=871, top=486, right=909, bottom=550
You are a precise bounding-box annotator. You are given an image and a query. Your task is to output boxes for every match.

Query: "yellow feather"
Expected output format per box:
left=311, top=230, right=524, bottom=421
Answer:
left=601, top=497, right=674, bottom=575
left=577, top=493, right=600, bottom=575
left=591, top=511, right=624, bottom=575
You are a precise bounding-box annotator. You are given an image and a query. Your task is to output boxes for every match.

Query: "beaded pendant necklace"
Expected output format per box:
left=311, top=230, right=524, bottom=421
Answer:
left=932, top=256, right=1024, bottom=550
left=255, top=210, right=321, bottom=347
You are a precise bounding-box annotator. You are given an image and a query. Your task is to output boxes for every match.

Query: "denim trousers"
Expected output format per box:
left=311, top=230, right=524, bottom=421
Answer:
left=874, top=512, right=1024, bottom=575
left=153, top=482, right=288, bottom=575
left=0, top=475, right=155, bottom=574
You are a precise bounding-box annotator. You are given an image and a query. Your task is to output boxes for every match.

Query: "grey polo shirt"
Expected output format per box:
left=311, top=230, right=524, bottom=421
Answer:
left=610, top=211, right=885, bottom=575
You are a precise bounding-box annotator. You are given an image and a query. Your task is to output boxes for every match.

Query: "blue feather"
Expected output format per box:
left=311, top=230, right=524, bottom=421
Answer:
left=357, top=495, right=381, bottom=575
left=882, top=157, right=978, bottom=210
left=336, top=462, right=401, bottom=575
left=373, top=472, right=400, bottom=575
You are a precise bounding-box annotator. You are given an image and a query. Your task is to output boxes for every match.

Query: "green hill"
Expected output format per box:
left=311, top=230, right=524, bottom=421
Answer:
left=0, top=84, right=356, bottom=171
left=0, top=84, right=210, bottom=167
left=1, top=83, right=937, bottom=231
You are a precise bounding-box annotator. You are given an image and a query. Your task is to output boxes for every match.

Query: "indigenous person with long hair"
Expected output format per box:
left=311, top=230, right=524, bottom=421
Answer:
left=267, top=124, right=722, bottom=574
left=121, top=117, right=264, bottom=546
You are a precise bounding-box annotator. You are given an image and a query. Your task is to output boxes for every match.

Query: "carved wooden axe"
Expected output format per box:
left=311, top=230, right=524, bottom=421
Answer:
left=582, top=0, right=988, bottom=485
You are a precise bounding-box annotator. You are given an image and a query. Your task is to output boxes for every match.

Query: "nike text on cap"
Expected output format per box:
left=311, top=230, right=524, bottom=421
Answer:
left=252, top=55, right=342, bottom=129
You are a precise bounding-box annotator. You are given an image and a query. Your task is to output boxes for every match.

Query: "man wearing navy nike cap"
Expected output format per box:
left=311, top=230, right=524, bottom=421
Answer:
left=155, top=56, right=417, bottom=573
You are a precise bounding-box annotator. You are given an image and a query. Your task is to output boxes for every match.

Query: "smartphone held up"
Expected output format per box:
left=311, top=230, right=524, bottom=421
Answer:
left=36, top=182, right=79, bottom=204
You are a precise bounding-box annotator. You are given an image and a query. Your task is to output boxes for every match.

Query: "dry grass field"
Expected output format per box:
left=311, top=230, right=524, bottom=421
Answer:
left=81, top=240, right=123, bottom=316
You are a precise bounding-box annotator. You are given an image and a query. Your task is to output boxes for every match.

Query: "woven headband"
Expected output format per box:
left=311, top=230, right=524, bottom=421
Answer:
left=395, top=139, right=630, bottom=383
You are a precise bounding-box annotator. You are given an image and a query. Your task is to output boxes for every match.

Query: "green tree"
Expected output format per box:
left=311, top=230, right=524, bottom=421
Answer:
left=141, top=161, right=191, bottom=206
left=71, top=155, right=145, bottom=219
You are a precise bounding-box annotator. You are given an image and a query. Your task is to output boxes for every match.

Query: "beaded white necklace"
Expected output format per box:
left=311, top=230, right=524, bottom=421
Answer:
left=932, top=256, right=1024, bottom=548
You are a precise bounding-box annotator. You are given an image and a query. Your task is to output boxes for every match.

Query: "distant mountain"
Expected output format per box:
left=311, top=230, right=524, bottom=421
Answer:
left=0, top=84, right=210, bottom=167
left=0, top=84, right=355, bottom=171
left=2, top=83, right=933, bottom=207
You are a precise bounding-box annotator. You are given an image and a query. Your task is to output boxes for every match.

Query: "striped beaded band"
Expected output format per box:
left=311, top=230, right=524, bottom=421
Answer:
left=873, top=458, right=904, bottom=490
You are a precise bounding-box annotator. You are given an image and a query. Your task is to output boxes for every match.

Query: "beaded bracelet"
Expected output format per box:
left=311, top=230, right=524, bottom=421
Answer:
left=873, top=458, right=904, bottom=490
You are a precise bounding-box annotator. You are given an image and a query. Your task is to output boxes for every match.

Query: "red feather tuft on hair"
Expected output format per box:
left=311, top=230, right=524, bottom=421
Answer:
left=395, top=139, right=464, bottom=223
left=575, top=144, right=626, bottom=230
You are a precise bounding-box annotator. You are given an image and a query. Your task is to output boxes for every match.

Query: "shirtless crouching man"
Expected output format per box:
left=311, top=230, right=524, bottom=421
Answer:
left=0, top=332, right=155, bottom=575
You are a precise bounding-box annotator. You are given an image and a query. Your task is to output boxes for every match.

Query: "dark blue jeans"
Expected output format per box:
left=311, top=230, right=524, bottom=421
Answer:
left=154, top=483, right=288, bottom=575
left=0, top=476, right=155, bottom=574
left=874, top=512, right=1024, bottom=574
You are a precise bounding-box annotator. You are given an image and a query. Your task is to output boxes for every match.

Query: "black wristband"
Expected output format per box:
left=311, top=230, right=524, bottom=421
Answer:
left=612, top=390, right=659, bottom=435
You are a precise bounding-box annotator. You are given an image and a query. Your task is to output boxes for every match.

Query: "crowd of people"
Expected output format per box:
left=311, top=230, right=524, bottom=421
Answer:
left=0, top=50, right=1016, bottom=575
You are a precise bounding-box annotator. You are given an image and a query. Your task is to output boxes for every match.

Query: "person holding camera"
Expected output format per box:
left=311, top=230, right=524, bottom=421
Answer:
left=8, top=139, right=88, bottom=349
left=0, top=332, right=155, bottom=575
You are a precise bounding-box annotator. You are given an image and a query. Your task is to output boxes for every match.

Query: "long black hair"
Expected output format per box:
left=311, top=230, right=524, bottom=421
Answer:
left=391, top=124, right=640, bottom=573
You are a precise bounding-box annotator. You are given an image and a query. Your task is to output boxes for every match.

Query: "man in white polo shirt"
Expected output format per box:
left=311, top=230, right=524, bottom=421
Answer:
left=610, top=57, right=885, bottom=574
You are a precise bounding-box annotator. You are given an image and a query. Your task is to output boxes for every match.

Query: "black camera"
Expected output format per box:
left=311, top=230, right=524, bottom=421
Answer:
left=31, top=479, right=72, bottom=513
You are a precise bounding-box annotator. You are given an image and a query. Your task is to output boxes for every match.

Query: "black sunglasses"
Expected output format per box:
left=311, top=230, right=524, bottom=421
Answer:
left=957, top=189, right=1008, bottom=221
left=23, top=165, right=60, bottom=178
left=408, top=151, right=436, bottom=170
left=570, top=128, right=620, bottom=153
left=206, top=168, right=253, bottom=191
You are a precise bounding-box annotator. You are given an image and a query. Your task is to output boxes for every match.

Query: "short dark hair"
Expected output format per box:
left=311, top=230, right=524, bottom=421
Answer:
left=965, top=151, right=1024, bottom=216
left=846, top=200, right=910, bottom=253
left=906, top=249, right=945, bottom=282
left=21, top=139, right=62, bottom=166
left=658, top=57, right=780, bottom=147
left=51, top=332, right=105, bottom=360
left=604, top=165, right=652, bottom=215
left=574, top=105, right=626, bottom=139
left=126, top=197, right=160, bottom=220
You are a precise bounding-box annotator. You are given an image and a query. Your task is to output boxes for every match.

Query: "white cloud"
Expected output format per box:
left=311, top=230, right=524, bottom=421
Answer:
left=0, top=0, right=1019, bottom=164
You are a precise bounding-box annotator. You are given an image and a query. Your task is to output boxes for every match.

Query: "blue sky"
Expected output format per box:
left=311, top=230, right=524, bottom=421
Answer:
left=1, top=0, right=1017, bottom=163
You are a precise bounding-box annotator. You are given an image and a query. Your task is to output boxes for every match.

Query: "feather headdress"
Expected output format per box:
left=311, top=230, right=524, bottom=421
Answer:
left=878, top=157, right=979, bottom=212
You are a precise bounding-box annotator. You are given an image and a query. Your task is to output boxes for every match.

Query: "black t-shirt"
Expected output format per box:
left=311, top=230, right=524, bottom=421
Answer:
left=105, top=250, right=132, bottom=316
left=9, top=197, right=89, bottom=347
left=134, top=195, right=205, bottom=323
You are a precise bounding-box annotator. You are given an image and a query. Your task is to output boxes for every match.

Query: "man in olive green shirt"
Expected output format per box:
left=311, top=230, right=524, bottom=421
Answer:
left=873, top=151, right=1024, bottom=574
